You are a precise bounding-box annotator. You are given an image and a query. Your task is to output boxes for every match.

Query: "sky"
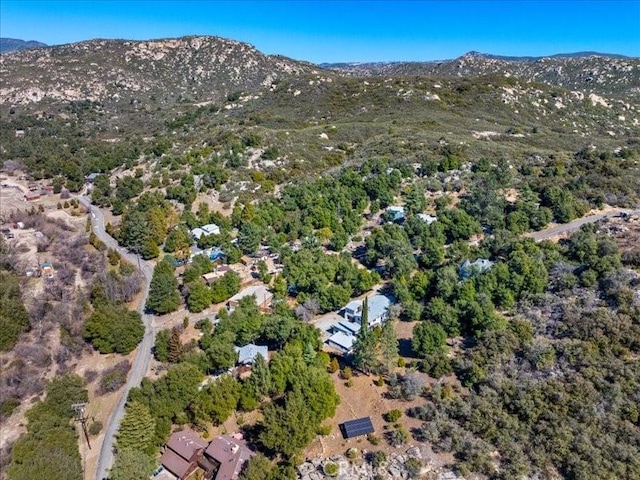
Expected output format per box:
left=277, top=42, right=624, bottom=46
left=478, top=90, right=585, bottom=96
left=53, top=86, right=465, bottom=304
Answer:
left=1, top=1, right=639, bottom=62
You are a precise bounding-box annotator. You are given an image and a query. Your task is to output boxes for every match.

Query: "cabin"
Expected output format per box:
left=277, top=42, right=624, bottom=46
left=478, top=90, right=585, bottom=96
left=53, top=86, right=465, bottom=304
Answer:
left=459, top=258, right=494, bottom=280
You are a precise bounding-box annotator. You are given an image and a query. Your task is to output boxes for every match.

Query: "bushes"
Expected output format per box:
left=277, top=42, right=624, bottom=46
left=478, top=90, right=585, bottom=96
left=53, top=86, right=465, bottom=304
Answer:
left=0, top=272, right=30, bottom=351
left=98, top=360, right=131, bottom=395
left=83, top=301, right=144, bottom=354
left=8, top=375, right=87, bottom=480
left=384, top=409, right=403, bottom=423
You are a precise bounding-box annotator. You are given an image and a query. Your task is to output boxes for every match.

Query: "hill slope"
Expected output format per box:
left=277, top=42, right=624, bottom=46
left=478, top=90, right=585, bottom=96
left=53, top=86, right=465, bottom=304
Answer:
left=320, top=51, right=640, bottom=99
left=0, top=36, right=312, bottom=107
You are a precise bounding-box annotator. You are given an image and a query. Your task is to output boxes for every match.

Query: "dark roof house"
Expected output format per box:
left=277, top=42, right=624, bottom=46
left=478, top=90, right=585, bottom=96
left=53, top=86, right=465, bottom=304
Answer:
left=161, top=429, right=208, bottom=480
left=204, top=435, right=255, bottom=480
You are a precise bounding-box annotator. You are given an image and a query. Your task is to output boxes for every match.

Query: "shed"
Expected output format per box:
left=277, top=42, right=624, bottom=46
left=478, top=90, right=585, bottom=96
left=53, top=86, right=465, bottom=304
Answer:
left=339, top=417, right=374, bottom=439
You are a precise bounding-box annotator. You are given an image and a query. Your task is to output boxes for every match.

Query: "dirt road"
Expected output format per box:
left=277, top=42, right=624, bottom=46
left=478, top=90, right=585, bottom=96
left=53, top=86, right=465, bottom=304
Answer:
left=524, top=208, right=639, bottom=242
left=77, top=196, right=155, bottom=480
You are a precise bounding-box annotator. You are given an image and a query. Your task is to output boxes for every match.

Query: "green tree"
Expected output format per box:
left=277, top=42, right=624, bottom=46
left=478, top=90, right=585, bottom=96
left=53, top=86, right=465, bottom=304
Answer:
left=167, top=328, right=183, bottom=363
left=239, top=453, right=275, bottom=480
left=116, top=401, right=156, bottom=455
left=109, top=449, right=155, bottom=480
left=187, top=278, right=212, bottom=313
left=353, top=298, right=378, bottom=373
left=378, top=320, right=399, bottom=374
left=0, top=272, right=30, bottom=351
left=146, top=258, right=181, bottom=314
left=83, top=302, right=144, bottom=354
left=412, top=321, right=447, bottom=358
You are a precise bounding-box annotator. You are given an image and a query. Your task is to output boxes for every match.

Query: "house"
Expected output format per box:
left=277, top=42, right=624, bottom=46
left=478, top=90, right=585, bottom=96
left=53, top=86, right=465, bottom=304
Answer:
left=330, top=321, right=361, bottom=337
left=386, top=206, right=406, bottom=222
left=417, top=213, right=437, bottom=225
left=227, top=285, right=273, bottom=312
left=204, top=435, right=255, bottom=480
left=160, top=429, right=208, bottom=480
left=343, top=294, right=391, bottom=328
left=234, top=344, right=268, bottom=365
left=191, top=224, right=221, bottom=240
left=24, top=192, right=40, bottom=201
left=41, top=261, right=54, bottom=279
left=14, top=129, right=25, bottom=138
left=326, top=331, right=356, bottom=354
left=85, top=173, right=100, bottom=183
left=202, top=265, right=233, bottom=285
left=459, top=258, right=494, bottom=280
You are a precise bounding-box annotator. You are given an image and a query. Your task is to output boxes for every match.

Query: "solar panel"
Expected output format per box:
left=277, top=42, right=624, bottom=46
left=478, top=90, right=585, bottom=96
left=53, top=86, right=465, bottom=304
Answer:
left=340, top=417, right=374, bottom=439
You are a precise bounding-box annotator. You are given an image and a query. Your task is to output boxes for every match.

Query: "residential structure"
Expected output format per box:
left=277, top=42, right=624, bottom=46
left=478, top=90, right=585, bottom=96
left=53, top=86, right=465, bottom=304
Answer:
left=343, top=294, right=391, bottom=327
left=41, top=261, right=54, bottom=279
left=234, top=344, right=268, bottom=365
left=191, top=223, right=221, bottom=240
left=160, top=429, right=208, bottom=480
left=160, top=431, right=254, bottom=480
left=204, top=435, right=255, bottom=480
left=417, top=213, right=437, bottom=225
left=326, top=331, right=356, bottom=354
left=227, top=285, right=273, bottom=313
left=386, top=206, right=406, bottom=222
left=459, top=258, right=494, bottom=279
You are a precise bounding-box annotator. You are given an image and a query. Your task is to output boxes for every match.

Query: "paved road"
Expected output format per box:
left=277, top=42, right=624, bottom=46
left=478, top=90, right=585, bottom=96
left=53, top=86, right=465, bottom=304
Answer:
left=524, top=208, right=639, bottom=242
left=76, top=196, right=155, bottom=480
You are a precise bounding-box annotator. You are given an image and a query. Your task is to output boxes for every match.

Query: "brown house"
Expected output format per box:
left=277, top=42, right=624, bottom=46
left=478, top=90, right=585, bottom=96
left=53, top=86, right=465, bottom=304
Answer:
left=161, top=431, right=254, bottom=480
left=160, top=429, right=208, bottom=480
left=204, top=435, right=255, bottom=480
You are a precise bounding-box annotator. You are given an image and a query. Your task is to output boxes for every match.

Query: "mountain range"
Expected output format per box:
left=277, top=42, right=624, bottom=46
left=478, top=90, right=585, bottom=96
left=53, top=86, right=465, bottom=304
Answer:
left=0, top=36, right=638, bottom=111
left=0, top=37, right=47, bottom=53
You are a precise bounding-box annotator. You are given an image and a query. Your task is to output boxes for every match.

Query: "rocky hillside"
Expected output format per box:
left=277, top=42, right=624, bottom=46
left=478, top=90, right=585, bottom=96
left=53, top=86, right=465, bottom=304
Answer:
left=0, top=38, right=47, bottom=54
left=321, top=51, right=640, bottom=99
left=0, top=36, right=312, bottom=108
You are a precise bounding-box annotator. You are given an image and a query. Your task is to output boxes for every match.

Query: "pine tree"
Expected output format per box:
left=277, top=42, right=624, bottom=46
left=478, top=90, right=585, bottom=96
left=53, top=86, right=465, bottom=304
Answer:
left=116, top=401, right=156, bottom=455
left=167, top=328, right=183, bottom=363
left=378, top=320, right=399, bottom=375
left=247, top=353, right=271, bottom=398
left=353, top=297, right=377, bottom=374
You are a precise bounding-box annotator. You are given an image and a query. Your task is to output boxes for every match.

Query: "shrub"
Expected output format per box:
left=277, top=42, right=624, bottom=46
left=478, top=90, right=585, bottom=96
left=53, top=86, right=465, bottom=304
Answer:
left=323, top=462, right=339, bottom=477
left=385, top=409, right=403, bottom=423
left=387, top=426, right=409, bottom=447
left=341, top=366, right=353, bottom=380
left=328, top=357, right=340, bottom=373
left=317, top=425, right=332, bottom=436
left=88, top=421, right=103, bottom=435
left=367, top=433, right=381, bottom=445
left=370, top=450, right=387, bottom=468
left=98, top=360, right=130, bottom=395
left=405, top=457, right=423, bottom=478
left=346, top=448, right=358, bottom=460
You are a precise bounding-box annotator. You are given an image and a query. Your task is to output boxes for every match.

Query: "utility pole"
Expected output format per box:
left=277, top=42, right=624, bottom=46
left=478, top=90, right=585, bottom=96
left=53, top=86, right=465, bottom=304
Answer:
left=72, top=403, right=92, bottom=450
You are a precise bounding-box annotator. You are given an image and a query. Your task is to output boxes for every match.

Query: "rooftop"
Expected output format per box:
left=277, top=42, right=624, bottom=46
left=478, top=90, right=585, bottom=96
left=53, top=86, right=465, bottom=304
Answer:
left=205, top=435, right=254, bottom=480
left=234, top=344, right=268, bottom=365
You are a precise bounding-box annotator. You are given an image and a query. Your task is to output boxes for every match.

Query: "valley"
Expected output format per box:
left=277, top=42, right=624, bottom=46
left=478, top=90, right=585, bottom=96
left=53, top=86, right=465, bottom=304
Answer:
left=0, top=34, right=639, bottom=480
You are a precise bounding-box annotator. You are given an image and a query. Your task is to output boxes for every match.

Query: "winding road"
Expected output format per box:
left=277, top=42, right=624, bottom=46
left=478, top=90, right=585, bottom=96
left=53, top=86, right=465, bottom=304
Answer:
left=76, top=196, right=155, bottom=480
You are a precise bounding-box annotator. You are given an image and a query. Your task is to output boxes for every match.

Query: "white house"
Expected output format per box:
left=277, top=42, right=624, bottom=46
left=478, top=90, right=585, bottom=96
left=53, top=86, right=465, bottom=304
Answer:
left=343, top=294, right=391, bottom=328
left=326, top=331, right=356, bottom=354
left=417, top=213, right=437, bottom=225
left=190, top=223, right=221, bottom=240
left=459, top=258, right=494, bottom=279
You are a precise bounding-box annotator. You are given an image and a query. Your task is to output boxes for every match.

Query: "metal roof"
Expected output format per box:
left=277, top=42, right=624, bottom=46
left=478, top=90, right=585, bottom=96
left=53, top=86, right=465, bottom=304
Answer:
left=340, top=417, right=374, bottom=439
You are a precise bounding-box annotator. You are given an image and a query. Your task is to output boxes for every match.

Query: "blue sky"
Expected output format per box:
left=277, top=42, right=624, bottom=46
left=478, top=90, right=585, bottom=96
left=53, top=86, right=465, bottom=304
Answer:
left=1, top=1, right=639, bottom=62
